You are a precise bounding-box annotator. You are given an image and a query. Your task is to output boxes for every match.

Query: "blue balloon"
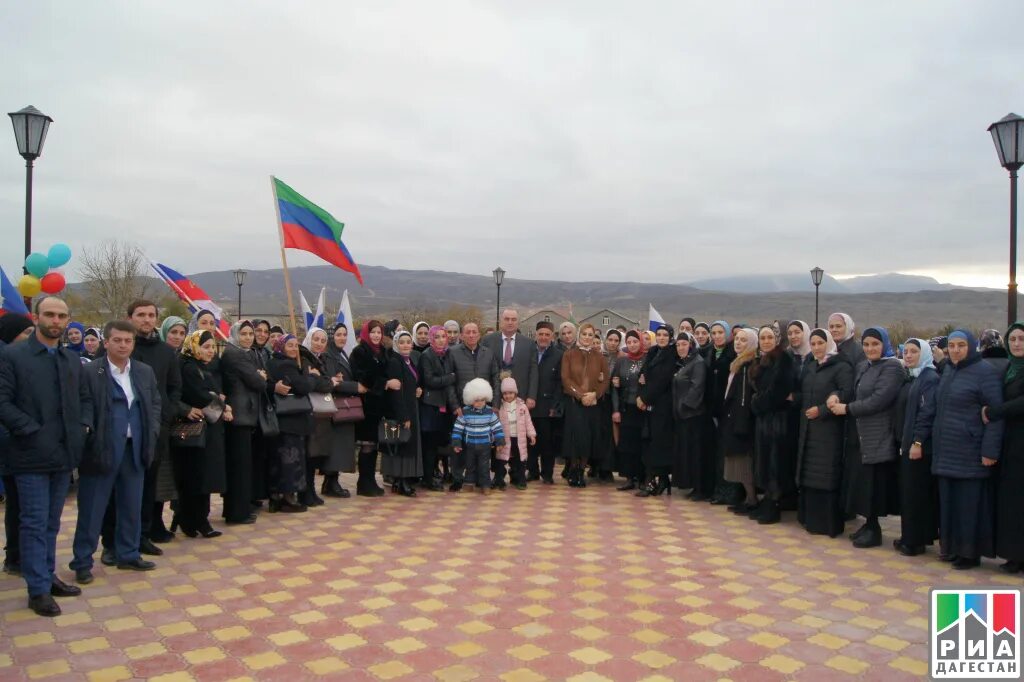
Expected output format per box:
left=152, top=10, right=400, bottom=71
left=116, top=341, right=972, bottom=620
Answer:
left=47, top=243, right=72, bottom=269
left=25, top=252, right=49, bottom=278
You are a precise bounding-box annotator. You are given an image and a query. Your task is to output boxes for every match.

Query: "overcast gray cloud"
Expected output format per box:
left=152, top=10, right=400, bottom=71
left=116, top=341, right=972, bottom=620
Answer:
left=1, top=1, right=1022, bottom=288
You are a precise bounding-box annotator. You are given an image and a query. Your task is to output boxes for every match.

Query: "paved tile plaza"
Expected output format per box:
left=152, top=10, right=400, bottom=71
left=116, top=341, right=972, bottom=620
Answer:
left=1, top=476, right=1016, bottom=681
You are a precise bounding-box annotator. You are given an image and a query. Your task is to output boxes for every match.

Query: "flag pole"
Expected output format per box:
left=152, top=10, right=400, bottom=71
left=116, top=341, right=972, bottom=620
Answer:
left=271, top=175, right=299, bottom=335
left=147, top=260, right=229, bottom=341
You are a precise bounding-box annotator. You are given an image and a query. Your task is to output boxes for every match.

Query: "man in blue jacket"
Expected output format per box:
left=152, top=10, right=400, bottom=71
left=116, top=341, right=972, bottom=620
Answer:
left=0, top=297, right=92, bottom=617
left=70, top=321, right=161, bottom=584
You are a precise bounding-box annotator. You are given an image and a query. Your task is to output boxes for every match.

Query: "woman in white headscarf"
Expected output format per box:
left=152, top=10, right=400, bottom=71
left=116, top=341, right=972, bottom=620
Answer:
left=827, top=312, right=866, bottom=367
left=300, top=327, right=341, bottom=507
left=720, top=328, right=759, bottom=513
left=796, top=328, right=853, bottom=537
left=893, top=338, right=939, bottom=556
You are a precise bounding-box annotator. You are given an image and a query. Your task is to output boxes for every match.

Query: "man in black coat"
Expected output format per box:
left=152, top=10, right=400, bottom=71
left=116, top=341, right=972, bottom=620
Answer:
left=71, top=321, right=161, bottom=584
left=529, top=321, right=564, bottom=484
left=0, top=297, right=92, bottom=617
left=482, top=309, right=539, bottom=408
left=100, top=300, right=182, bottom=561
left=0, top=313, right=36, bottom=577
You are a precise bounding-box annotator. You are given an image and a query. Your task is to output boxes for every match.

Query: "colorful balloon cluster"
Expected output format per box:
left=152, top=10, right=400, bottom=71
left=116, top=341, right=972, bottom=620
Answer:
left=18, top=244, right=71, bottom=298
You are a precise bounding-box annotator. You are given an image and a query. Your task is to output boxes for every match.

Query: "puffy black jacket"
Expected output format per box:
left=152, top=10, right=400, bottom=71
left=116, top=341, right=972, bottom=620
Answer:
left=847, top=358, right=905, bottom=465
left=931, top=355, right=1005, bottom=478
left=0, top=336, right=92, bottom=474
left=899, top=367, right=938, bottom=456
left=797, top=354, right=853, bottom=490
left=672, top=354, right=706, bottom=420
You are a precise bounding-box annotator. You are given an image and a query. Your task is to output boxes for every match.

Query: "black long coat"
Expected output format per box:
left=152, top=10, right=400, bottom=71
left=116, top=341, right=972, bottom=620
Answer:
left=382, top=353, right=423, bottom=478
left=178, top=356, right=227, bottom=494
left=639, top=346, right=676, bottom=470
left=994, top=372, right=1024, bottom=561
left=221, top=345, right=269, bottom=428
left=705, top=344, right=737, bottom=420
left=797, top=354, right=853, bottom=491
left=532, top=345, right=564, bottom=419
left=350, top=342, right=390, bottom=442
left=318, top=344, right=362, bottom=472
left=719, top=362, right=754, bottom=457
left=751, top=351, right=796, bottom=495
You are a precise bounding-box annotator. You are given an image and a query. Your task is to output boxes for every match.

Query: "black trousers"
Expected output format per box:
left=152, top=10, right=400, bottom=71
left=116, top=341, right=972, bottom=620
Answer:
left=224, top=425, right=254, bottom=522
left=2, top=475, right=20, bottom=565
left=493, top=439, right=527, bottom=485
left=531, top=417, right=557, bottom=480
left=178, top=493, right=212, bottom=534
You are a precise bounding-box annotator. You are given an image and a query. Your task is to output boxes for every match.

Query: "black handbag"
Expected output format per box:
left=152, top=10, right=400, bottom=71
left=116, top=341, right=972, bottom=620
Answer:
left=377, top=418, right=411, bottom=446
left=170, top=420, right=206, bottom=448
left=258, top=398, right=280, bottom=438
left=275, top=394, right=312, bottom=416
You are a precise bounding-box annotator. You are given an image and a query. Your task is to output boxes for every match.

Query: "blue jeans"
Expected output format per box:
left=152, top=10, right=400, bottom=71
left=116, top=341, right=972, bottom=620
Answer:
left=71, top=443, right=144, bottom=571
left=14, top=472, right=71, bottom=596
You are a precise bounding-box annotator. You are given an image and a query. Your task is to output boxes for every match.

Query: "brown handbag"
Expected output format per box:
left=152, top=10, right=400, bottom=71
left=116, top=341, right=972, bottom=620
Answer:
left=170, top=420, right=206, bottom=448
left=332, top=396, right=365, bottom=423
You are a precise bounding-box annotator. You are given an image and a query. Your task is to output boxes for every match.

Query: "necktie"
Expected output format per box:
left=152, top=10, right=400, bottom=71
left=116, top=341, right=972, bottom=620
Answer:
left=504, top=337, right=513, bottom=365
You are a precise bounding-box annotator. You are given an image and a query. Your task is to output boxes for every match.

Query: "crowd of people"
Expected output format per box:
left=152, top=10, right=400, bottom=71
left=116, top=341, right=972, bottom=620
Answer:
left=0, top=297, right=1022, bottom=618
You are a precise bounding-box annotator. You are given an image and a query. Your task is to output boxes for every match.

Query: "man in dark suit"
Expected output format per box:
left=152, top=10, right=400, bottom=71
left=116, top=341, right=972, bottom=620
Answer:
left=71, top=321, right=162, bottom=585
left=528, top=321, right=564, bottom=484
left=482, top=309, right=538, bottom=407
left=0, top=297, right=92, bottom=617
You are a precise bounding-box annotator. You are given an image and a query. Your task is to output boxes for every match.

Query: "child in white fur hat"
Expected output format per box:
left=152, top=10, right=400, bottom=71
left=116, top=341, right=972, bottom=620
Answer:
left=494, top=377, right=536, bottom=490
left=451, top=378, right=505, bottom=493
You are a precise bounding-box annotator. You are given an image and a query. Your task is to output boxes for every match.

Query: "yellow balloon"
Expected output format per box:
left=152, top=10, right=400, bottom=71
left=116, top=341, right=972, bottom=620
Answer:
left=17, top=274, right=42, bottom=298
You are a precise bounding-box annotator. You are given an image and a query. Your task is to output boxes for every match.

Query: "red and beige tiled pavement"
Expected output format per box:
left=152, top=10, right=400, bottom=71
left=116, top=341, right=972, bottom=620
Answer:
left=1, top=476, right=1018, bottom=681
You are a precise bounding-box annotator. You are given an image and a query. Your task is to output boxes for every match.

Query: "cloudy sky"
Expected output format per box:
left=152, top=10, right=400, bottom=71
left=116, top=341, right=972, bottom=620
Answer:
left=1, top=1, right=1022, bottom=288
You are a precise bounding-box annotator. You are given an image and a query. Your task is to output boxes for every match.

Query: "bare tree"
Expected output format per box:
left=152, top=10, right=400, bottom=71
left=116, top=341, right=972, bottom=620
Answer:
left=77, top=240, right=156, bottom=320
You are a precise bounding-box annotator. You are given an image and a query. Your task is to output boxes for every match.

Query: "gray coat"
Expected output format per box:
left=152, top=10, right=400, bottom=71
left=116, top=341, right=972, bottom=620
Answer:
left=482, top=332, right=538, bottom=401
left=847, top=358, right=905, bottom=465
left=450, top=343, right=500, bottom=404
left=221, top=345, right=269, bottom=428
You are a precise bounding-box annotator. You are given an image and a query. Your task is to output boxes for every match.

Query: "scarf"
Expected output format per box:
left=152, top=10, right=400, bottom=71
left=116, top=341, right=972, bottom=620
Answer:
left=949, top=328, right=981, bottom=368
left=182, top=330, right=214, bottom=359
left=810, top=328, right=837, bottom=363
left=428, top=325, right=448, bottom=356
left=904, top=338, right=935, bottom=378
left=302, top=327, right=327, bottom=356
left=188, top=309, right=217, bottom=334
left=828, top=312, right=856, bottom=343
left=788, top=320, right=811, bottom=357
left=359, top=320, right=383, bottom=354
left=862, top=326, right=895, bottom=359
left=1004, top=322, right=1024, bottom=383
left=227, top=320, right=253, bottom=348
left=273, top=333, right=296, bottom=356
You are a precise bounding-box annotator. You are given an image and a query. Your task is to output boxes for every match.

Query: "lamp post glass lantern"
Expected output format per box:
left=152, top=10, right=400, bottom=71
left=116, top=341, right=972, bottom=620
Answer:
left=492, top=267, right=505, bottom=330
left=8, top=105, right=53, bottom=268
left=810, top=267, right=824, bottom=328
left=988, top=113, right=1024, bottom=326
left=233, top=269, right=247, bottom=319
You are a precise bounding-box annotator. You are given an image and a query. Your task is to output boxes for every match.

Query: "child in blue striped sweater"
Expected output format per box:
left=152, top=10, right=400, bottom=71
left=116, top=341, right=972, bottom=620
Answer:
left=451, top=378, right=505, bottom=494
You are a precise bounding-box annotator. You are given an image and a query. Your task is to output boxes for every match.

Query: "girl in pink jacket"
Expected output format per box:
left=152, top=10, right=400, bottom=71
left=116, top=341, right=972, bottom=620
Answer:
left=494, top=378, right=537, bottom=490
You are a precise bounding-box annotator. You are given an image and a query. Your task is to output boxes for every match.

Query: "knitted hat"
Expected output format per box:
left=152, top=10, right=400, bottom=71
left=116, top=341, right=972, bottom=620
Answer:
left=0, top=314, right=34, bottom=344
left=500, top=377, right=518, bottom=394
left=463, top=377, right=493, bottom=404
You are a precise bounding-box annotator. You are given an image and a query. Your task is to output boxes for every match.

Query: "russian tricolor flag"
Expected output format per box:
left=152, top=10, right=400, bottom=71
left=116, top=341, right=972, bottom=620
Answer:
left=0, top=267, right=29, bottom=317
left=272, top=177, right=363, bottom=285
left=648, top=304, right=666, bottom=332
left=150, top=261, right=231, bottom=339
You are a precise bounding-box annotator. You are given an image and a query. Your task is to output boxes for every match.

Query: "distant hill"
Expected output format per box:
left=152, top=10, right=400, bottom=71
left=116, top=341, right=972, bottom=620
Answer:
left=686, top=272, right=957, bottom=294
left=100, top=264, right=1015, bottom=330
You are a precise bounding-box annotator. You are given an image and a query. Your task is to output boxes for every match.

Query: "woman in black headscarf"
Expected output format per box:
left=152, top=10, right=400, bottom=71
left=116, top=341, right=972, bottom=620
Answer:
left=173, top=330, right=230, bottom=538
left=637, top=324, right=675, bottom=496
left=671, top=332, right=709, bottom=500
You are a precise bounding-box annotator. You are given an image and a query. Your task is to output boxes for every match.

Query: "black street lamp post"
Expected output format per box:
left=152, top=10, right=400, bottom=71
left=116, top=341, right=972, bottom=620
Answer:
left=810, top=266, right=824, bottom=328
left=233, top=269, right=247, bottom=319
left=988, top=113, right=1024, bottom=326
left=8, top=105, right=53, bottom=271
left=492, top=267, right=505, bottom=330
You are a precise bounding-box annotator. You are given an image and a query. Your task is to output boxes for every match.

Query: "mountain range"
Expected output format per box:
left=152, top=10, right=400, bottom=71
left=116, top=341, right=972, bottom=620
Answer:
left=149, top=265, right=1012, bottom=331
